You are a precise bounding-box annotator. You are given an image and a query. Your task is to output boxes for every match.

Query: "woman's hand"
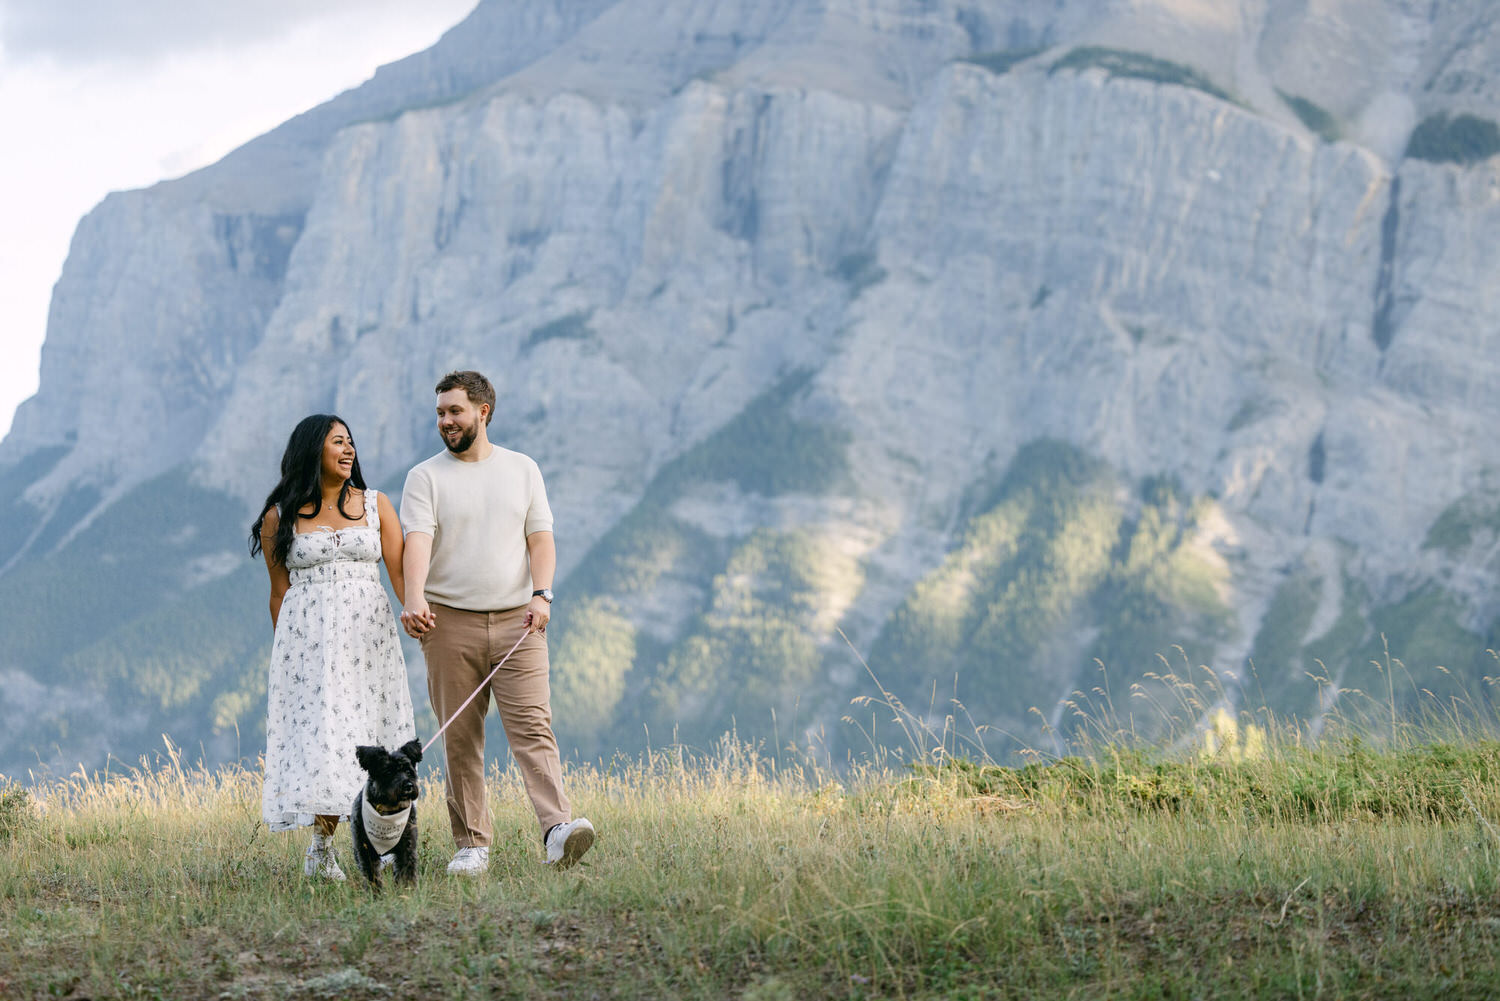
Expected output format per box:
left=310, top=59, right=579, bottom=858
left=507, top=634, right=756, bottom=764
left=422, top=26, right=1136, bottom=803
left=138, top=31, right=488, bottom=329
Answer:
left=401, top=598, right=436, bottom=638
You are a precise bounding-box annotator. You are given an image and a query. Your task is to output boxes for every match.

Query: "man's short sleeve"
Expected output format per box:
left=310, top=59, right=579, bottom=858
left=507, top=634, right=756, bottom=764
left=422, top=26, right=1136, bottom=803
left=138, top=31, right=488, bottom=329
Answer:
left=524, top=458, right=554, bottom=536
left=400, top=466, right=436, bottom=536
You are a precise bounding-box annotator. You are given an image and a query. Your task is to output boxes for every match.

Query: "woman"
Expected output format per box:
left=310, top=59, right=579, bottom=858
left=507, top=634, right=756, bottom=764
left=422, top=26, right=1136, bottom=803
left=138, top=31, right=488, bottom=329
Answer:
left=250, top=414, right=417, bottom=880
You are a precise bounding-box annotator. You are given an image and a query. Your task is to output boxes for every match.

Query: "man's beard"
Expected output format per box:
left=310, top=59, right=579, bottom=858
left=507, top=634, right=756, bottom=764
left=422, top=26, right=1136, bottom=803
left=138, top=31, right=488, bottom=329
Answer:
left=442, top=422, right=478, bottom=454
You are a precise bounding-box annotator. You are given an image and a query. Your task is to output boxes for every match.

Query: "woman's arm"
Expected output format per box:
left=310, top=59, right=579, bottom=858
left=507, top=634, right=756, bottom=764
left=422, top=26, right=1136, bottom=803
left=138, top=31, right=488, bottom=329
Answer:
left=377, top=491, right=407, bottom=606
left=260, top=507, right=291, bottom=630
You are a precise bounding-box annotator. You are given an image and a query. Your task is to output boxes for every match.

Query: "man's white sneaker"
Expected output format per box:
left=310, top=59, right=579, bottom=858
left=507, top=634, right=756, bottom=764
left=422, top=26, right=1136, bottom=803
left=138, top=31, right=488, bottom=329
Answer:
left=544, top=818, right=595, bottom=868
left=446, top=845, right=490, bottom=876
left=304, top=833, right=346, bottom=881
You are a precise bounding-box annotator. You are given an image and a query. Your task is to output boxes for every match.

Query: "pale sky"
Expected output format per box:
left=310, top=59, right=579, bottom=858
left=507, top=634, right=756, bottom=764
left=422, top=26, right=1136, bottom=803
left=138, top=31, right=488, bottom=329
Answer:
left=0, top=0, right=479, bottom=439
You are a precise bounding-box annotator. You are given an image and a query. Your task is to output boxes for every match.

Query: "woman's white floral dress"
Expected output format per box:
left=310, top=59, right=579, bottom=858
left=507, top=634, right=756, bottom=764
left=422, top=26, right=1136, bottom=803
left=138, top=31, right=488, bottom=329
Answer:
left=262, top=489, right=416, bottom=830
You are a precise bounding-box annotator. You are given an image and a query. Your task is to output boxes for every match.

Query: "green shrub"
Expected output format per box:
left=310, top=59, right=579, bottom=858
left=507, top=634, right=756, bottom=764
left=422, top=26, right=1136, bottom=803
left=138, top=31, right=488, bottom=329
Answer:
left=0, top=781, right=34, bottom=841
left=550, top=598, right=638, bottom=736
left=0, top=444, right=71, bottom=567
left=523, top=310, right=595, bottom=351
left=645, top=529, right=859, bottom=748
left=961, top=48, right=1043, bottom=77
left=872, top=442, right=1231, bottom=742
left=1247, top=573, right=1323, bottom=719
left=1226, top=397, right=1278, bottom=432
left=834, top=250, right=885, bottom=296
left=1279, top=90, right=1340, bottom=142
left=650, top=370, right=853, bottom=498
left=919, top=740, right=1500, bottom=821
left=1050, top=47, right=1233, bottom=104
left=1423, top=493, right=1500, bottom=555
left=1405, top=113, right=1500, bottom=165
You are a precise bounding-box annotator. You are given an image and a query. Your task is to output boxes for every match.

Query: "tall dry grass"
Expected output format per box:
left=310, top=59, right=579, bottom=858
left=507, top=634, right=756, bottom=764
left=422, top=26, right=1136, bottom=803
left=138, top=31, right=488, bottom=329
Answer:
left=3, top=649, right=1500, bottom=998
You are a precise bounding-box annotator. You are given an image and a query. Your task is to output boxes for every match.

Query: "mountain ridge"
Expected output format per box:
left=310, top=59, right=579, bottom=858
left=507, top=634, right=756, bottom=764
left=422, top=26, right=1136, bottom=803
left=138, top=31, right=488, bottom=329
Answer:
left=3, top=0, right=1500, bottom=776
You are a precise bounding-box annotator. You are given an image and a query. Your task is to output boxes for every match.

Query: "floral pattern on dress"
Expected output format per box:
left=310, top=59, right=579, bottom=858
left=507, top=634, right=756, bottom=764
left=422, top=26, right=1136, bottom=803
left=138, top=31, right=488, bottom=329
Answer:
left=262, top=488, right=416, bottom=830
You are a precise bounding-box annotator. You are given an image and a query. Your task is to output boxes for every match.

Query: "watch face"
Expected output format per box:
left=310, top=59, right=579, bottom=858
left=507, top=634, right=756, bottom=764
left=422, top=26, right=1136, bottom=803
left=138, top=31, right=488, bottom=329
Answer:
left=536, top=588, right=553, bottom=602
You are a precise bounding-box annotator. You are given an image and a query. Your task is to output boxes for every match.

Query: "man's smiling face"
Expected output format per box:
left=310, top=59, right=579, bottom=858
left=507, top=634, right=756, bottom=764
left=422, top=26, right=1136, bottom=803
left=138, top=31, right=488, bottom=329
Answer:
left=436, top=388, right=486, bottom=454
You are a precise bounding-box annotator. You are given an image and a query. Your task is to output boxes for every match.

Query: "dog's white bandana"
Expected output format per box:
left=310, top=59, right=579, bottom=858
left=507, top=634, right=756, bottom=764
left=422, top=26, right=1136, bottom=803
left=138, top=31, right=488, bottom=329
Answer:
left=360, top=796, right=411, bottom=855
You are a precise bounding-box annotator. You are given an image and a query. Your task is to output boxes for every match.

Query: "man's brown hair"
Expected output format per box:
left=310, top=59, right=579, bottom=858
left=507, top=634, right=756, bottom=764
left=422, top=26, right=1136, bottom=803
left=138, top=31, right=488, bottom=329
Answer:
left=435, top=370, right=496, bottom=425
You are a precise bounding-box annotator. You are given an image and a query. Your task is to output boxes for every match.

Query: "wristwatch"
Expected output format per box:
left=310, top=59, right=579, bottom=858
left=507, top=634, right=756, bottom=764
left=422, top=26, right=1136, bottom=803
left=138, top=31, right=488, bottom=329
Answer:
left=532, top=588, right=553, bottom=603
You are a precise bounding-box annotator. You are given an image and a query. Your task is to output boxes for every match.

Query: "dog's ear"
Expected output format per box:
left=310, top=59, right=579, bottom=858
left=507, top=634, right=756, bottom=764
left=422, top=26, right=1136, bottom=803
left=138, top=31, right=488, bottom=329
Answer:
left=399, top=738, right=423, bottom=765
left=355, top=745, right=384, bottom=771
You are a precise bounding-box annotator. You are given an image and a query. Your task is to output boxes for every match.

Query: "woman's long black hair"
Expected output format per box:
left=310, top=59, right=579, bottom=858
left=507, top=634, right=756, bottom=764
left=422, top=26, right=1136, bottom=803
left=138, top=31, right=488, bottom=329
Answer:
left=249, top=414, right=367, bottom=567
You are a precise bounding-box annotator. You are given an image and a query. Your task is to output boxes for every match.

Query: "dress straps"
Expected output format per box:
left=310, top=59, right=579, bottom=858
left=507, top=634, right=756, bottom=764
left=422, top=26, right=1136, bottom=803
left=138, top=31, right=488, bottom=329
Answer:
left=364, top=488, right=380, bottom=530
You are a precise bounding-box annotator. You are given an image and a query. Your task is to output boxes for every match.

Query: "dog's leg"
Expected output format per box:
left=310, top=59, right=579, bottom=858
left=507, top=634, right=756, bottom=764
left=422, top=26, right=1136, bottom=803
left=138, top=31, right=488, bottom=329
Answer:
left=394, top=819, right=419, bottom=887
left=351, top=792, right=383, bottom=891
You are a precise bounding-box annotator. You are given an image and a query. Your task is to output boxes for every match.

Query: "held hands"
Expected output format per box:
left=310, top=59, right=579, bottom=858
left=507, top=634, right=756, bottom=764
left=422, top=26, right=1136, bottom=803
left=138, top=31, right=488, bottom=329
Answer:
left=400, top=598, right=437, bottom=638
left=524, top=594, right=550, bottom=634
left=402, top=596, right=547, bottom=636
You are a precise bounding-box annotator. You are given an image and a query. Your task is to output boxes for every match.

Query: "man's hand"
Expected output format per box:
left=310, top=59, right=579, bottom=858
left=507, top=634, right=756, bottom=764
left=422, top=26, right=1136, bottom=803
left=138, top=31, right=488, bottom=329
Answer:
left=400, top=598, right=437, bottom=638
left=524, top=594, right=550, bottom=634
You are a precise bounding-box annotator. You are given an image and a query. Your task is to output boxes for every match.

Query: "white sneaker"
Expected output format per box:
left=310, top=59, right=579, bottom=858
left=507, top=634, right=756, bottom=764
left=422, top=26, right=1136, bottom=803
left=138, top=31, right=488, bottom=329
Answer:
left=304, top=833, right=346, bottom=881
left=446, top=845, right=490, bottom=875
left=544, top=818, right=595, bottom=868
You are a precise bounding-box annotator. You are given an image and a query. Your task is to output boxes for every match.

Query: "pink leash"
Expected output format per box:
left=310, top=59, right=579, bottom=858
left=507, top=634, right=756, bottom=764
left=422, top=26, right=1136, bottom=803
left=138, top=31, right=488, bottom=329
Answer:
left=421, top=628, right=532, bottom=755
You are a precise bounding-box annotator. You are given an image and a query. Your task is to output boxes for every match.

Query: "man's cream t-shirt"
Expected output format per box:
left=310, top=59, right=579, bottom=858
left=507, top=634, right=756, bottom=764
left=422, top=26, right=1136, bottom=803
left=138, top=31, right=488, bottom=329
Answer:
left=399, top=446, right=553, bottom=611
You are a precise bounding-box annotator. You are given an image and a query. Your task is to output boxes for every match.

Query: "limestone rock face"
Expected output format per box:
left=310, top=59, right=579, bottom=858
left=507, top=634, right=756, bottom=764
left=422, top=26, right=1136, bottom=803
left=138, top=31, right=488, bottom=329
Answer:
left=0, top=0, right=617, bottom=489
left=4, top=0, right=1500, bottom=774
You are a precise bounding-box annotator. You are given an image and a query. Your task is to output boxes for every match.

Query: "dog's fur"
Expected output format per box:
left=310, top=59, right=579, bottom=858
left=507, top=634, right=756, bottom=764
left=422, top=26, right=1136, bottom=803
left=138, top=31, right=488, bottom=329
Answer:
left=350, top=739, right=422, bottom=890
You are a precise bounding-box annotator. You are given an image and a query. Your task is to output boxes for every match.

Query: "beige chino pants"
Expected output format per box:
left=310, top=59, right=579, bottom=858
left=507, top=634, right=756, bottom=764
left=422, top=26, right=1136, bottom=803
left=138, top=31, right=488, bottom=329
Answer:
left=421, top=602, right=570, bottom=846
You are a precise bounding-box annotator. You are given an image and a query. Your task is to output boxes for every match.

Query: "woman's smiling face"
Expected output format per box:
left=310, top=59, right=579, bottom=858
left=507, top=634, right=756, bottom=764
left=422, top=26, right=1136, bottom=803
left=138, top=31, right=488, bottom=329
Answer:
left=321, top=422, right=355, bottom=482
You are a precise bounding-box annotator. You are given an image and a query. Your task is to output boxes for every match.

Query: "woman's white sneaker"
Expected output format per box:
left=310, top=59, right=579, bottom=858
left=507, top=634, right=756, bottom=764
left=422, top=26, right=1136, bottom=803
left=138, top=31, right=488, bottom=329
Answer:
left=446, top=845, right=490, bottom=875
left=544, top=818, right=595, bottom=868
left=303, top=833, right=347, bottom=881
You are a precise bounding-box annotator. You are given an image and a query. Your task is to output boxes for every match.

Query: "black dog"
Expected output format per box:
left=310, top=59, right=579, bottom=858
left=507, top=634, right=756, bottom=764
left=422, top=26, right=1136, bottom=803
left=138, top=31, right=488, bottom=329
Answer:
left=350, top=739, right=422, bottom=890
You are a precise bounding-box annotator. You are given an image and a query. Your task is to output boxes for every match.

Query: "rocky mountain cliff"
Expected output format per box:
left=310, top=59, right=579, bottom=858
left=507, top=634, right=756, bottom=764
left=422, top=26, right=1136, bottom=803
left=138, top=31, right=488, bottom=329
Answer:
left=3, top=0, right=1500, bottom=777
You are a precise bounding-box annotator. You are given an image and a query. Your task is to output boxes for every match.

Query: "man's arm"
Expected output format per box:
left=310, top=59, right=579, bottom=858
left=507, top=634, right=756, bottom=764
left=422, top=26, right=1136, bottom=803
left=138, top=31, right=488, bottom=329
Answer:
left=525, top=530, right=555, bottom=633
left=399, top=531, right=437, bottom=637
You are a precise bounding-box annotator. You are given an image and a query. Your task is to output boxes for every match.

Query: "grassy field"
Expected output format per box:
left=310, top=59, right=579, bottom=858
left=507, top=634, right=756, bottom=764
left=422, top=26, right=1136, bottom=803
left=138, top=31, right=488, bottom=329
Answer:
left=6, top=666, right=1500, bottom=1000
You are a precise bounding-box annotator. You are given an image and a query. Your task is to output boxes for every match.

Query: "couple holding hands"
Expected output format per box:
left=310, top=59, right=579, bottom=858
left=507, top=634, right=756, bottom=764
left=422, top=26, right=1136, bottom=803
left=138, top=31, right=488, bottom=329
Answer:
left=250, top=370, right=594, bottom=879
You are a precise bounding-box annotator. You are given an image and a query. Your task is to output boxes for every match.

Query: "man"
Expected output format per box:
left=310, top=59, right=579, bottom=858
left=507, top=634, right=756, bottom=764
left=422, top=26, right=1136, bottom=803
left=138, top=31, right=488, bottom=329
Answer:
left=399, top=370, right=594, bottom=874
